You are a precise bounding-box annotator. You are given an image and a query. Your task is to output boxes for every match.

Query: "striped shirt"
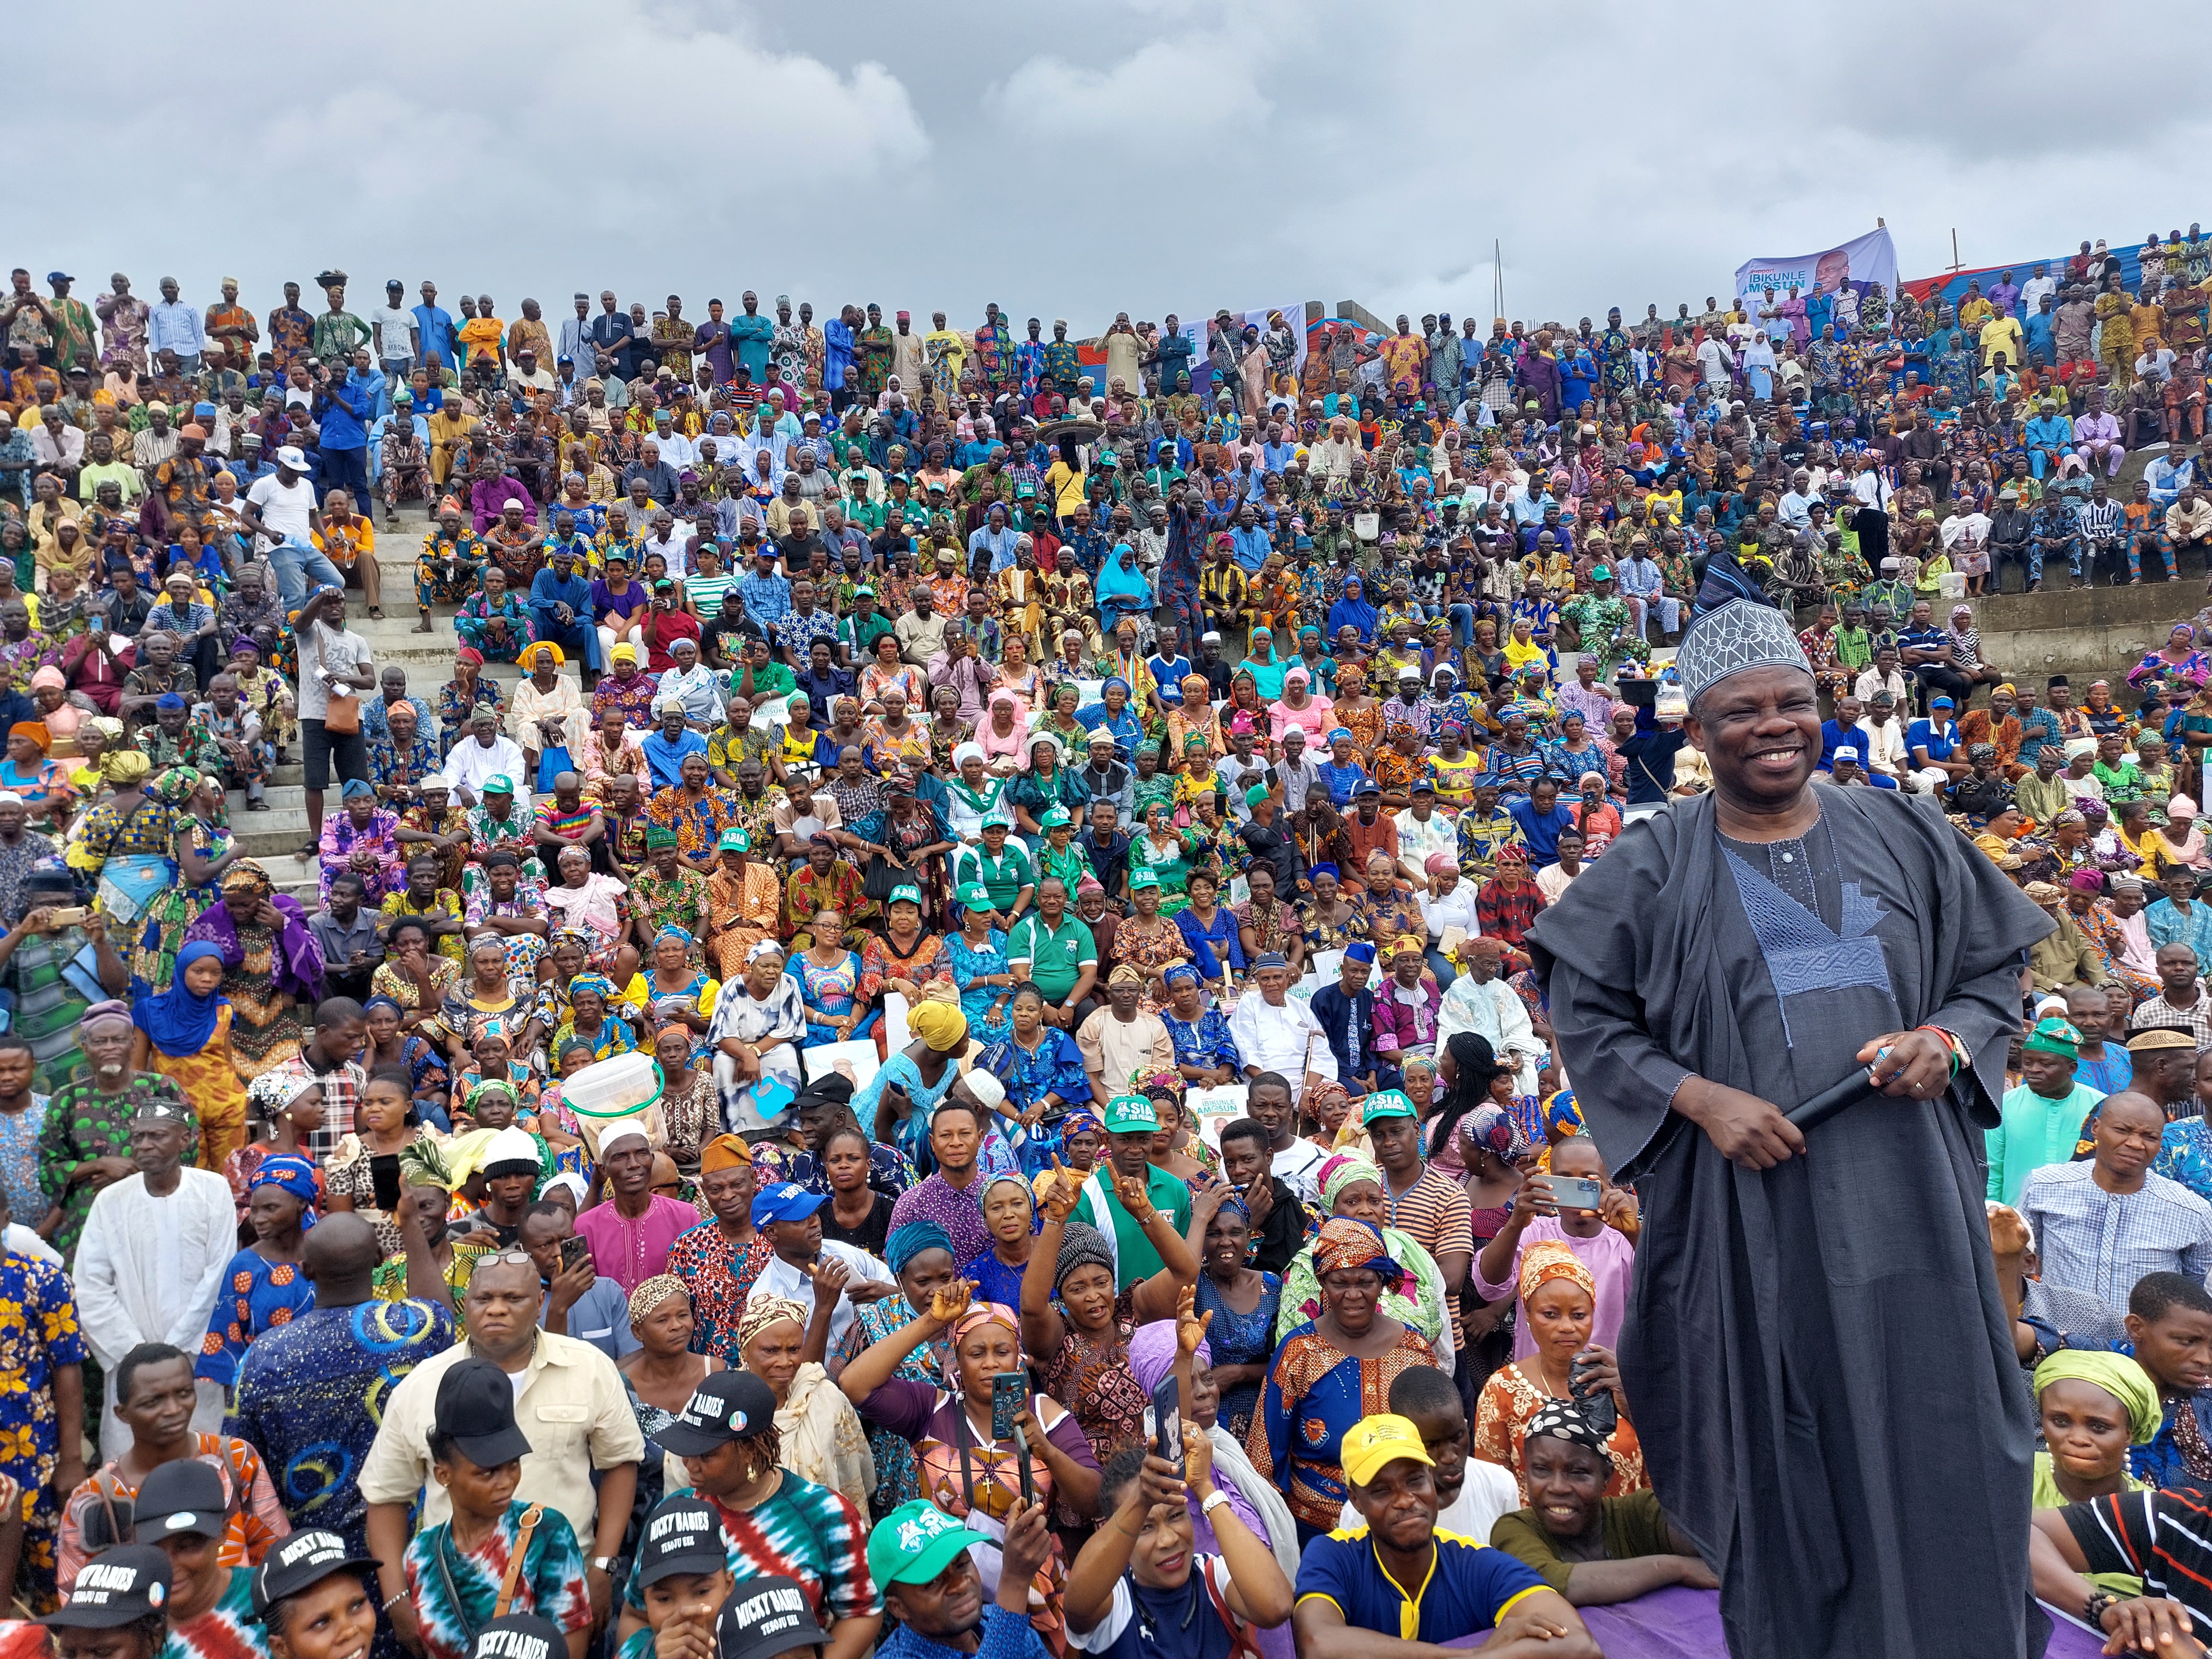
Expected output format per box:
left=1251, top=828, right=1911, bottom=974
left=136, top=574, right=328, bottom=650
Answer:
left=404, top=1499, right=590, bottom=1659
left=2062, top=1486, right=2212, bottom=1639
left=2021, top=1160, right=2212, bottom=1309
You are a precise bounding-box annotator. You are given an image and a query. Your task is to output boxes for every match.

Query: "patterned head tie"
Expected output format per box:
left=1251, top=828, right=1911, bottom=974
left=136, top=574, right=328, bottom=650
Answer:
left=1675, top=597, right=1813, bottom=709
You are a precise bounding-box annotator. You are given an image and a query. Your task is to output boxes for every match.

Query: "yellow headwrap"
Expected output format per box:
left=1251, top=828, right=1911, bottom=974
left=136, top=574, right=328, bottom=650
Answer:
left=910, top=1000, right=969, bottom=1053
left=103, top=749, right=152, bottom=785
left=2033, top=1351, right=2162, bottom=1444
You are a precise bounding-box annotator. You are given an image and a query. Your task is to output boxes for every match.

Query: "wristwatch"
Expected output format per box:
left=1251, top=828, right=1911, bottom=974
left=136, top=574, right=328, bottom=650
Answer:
left=591, top=1556, right=617, bottom=1574
left=1200, top=1489, right=1231, bottom=1518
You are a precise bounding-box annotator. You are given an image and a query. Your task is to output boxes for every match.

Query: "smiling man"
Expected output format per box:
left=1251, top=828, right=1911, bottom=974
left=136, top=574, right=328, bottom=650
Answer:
left=1528, top=597, right=2054, bottom=1659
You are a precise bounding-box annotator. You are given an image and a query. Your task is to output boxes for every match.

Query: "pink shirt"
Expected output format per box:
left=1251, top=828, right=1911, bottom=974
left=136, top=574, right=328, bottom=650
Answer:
left=1472, top=1213, right=1637, bottom=1361
left=575, top=1194, right=700, bottom=1294
left=1270, top=694, right=1335, bottom=748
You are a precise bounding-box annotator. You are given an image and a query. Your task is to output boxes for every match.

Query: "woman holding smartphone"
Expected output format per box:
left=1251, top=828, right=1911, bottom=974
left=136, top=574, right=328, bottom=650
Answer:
left=1468, top=1133, right=1637, bottom=1362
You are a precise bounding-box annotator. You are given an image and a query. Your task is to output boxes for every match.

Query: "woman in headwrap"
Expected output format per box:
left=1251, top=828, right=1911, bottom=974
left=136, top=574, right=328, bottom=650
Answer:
left=619, top=923, right=720, bottom=1062
left=195, top=1148, right=320, bottom=1393
left=130, top=940, right=250, bottom=1172
left=1326, top=573, right=1380, bottom=647
left=850, top=991, right=971, bottom=1170
left=2031, top=1350, right=2158, bottom=1594
left=618, top=1273, right=726, bottom=1450
left=706, top=938, right=807, bottom=1133
left=832, top=1221, right=959, bottom=1517
left=128, top=767, right=237, bottom=998
left=1025, top=1172, right=1199, bottom=1490
left=182, top=859, right=322, bottom=1081
left=1094, top=543, right=1154, bottom=644
left=552, top=972, right=638, bottom=1063
left=734, top=1294, right=877, bottom=1515
left=961, top=1170, right=1042, bottom=1312
left=1273, top=1153, right=1451, bottom=1357
left=1163, top=675, right=1224, bottom=763
left=840, top=1284, right=1099, bottom=1643
left=1188, top=1183, right=1282, bottom=1442
left=1471, top=1239, right=1645, bottom=1503
left=1075, top=675, right=1147, bottom=761
left=0, top=720, right=72, bottom=833
left=63, top=715, right=122, bottom=798
left=66, top=746, right=171, bottom=919
left=222, top=1062, right=323, bottom=1211
left=1250, top=1215, right=1438, bottom=1544
left=1487, top=1395, right=1715, bottom=1605
left=945, top=880, right=1017, bottom=1045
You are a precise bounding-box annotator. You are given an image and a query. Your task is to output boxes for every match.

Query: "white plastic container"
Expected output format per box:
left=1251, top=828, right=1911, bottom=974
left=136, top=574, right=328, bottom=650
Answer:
left=561, top=1051, right=663, bottom=1119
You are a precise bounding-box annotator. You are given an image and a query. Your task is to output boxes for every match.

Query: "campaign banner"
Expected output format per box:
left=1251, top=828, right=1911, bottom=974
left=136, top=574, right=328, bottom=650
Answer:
left=1733, top=227, right=1898, bottom=311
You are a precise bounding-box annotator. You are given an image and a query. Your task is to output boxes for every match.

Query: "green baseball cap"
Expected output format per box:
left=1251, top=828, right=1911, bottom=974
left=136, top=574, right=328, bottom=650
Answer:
left=1039, top=805, right=1072, bottom=830
left=1128, top=868, right=1161, bottom=891
left=1590, top=564, right=1614, bottom=581
left=955, top=880, right=993, bottom=907
left=717, top=827, right=752, bottom=852
left=1104, top=1094, right=1158, bottom=1134
left=1361, top=1089, right=1417, bottom=1125
left=886, top=884, right=923, bottom=908
left=482, top=775, right=514, bottom=796
left=867, top=1500, right=975, bottom=1590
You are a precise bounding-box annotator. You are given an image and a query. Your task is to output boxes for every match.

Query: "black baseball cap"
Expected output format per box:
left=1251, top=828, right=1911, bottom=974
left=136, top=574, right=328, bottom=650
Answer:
left=654, top=1371, right=777, bottom=1457
left=471, top=1613, right=565, bottom=1659
left=133, top=1457, right=228, bottom=1541
left=635, top=1495, right=731, bottom=1588
left=715, top=1576, right=827, bottom=1659
left=250, top=1528, right=379, bottom=1619
left=434, top=1358, right=535, bottom=1467
left=43, top=1545, right=171, bottom=1627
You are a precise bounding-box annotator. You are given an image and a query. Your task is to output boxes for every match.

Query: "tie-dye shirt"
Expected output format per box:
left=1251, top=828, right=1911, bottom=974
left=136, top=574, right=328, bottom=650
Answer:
left=403, top=1498, right=590, bottom=1659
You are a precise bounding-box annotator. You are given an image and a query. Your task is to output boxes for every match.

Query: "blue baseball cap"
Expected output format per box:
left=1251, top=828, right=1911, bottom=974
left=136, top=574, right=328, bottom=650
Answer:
left=751, top=1181, right=828, bottom=1228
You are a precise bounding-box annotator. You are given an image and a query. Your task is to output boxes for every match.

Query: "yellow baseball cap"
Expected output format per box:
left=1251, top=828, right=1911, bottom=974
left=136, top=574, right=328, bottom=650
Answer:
left=1340, top=1414, right=1434, bottom=1488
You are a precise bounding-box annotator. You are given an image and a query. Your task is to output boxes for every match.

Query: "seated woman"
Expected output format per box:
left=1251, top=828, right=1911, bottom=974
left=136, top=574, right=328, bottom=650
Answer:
left=1249, top=1216, right=1438, bottom=1547
left=2027, top=1351, right=2158, bottom=1594
left=1473, top=1240, right=1646, bottom=1502
left=554, top=973, right=639, bottom=1063
left=1274, top=1152, right=1452, bottom=1365
left=619, top=925, right=719, bottom=1064
left=448, top=1020, right=541, bottom=1124
left=732, top=1294, right=878, bottom=1516
left=1172, top=869, right=1243, bottom=991
left=837, top=1282, right=1102, bottom=1646
left=981, top=982, right=1093, bottom=1126
left=1488, top=1396, right=1718, bottom=1606
left=789, top=907, right=876, bottom=1049
left=363, top=993, right=453, bottom=1129
left=1158, top=963, right=1241, bottom=1087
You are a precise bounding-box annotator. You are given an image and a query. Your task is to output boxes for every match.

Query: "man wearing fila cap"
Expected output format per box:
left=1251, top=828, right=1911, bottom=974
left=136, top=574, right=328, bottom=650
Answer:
left=867, top=1497, right=1053, bottom=1659
left=742, top=1181, right=894, bottom=1360
left=1294, top=1414, right=1596, bottom=1659
left=1986, top=1017, right=2103, bottom=1207
left=572, top=1118, right=700, bottom=1294
left=612, top=1371, right=878, bottom=1659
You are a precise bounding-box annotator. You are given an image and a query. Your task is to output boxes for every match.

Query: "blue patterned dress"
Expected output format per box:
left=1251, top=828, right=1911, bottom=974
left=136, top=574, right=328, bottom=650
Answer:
left=1194, top=1269, right=1281, bottom=1442
left=946, top=928, right=1015, bottom=1045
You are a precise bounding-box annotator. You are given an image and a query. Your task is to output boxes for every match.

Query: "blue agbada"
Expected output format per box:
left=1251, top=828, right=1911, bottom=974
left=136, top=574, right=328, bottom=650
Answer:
left=1529, top=787, right=2053, bottom=1659
left=529, top=567, right=602, bottom=669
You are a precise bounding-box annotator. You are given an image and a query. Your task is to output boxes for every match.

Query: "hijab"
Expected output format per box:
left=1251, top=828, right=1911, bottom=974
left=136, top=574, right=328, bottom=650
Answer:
left=1327, top=575, right=1378, bottom=643
left=131, top=940, right=230, bottom=1058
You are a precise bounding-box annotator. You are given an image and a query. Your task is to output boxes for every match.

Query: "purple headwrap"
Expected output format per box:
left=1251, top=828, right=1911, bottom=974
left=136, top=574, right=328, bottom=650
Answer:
left=183, top=890, right=325, bottom=1002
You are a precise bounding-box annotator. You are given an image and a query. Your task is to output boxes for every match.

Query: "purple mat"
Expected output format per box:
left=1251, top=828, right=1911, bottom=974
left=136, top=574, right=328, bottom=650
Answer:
left=1448, top=1587, right=2107, bottom=1656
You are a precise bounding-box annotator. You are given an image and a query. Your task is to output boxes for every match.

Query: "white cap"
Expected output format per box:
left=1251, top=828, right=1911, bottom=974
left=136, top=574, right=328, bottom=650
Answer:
left=483, top=1125, right=542, bottom=1171
left=276, top=444, right=310, bottom=472
left=1835, top=746, right=1859, bottom=760
left=961, top=1070, right=1006, bottom=1111
left=598, top=1118, right=652, bottom=1155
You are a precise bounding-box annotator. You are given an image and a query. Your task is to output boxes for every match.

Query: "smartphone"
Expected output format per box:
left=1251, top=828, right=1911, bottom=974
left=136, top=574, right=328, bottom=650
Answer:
left=1546, top=1174, right=1604, bottom=1213
left=1570, top=1353, right=1619, bottom=1437
left=1151, top=1375, right=1183, bottom=1476
left=991, top=1370, right=1025, bottom=1443
left=558, top=1236, right=591, bottom=1273
left=45, top=906, right=88, bottom=927
left=1012, top=1420, right=1037, bottom=1507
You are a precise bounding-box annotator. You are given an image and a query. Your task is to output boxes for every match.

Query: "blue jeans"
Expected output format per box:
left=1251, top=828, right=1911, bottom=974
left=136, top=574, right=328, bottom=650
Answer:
left=1447, top=602, right=1476, bottom=648
left=1424, top=948, right=1459, bottom=991
left=268, top=535, right=345, bottom=618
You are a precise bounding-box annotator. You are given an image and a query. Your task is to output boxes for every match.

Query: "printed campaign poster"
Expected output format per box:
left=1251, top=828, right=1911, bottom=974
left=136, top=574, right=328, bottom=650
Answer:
left=1733, top=227, right=1899, bottom=312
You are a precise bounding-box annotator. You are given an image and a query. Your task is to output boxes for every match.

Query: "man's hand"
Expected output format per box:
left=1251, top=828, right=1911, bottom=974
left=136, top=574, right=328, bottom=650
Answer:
left=1857, top=1029, right=1958, bottom=1101
left=547, top=1252, right=596, bottom=1316
left=809, top=1253, right=852, bottom=1306
left=1112, top=1169, right=1158, bottom=1225
left=652, top=1619, right=715, bottom=1659
left=1242, top=1171, right=1274, bottom=1229
left=2101, top=1595, right=2205, bottom=1656
left=1674, top=1076, right=1803, bottom=1170
left=586, top=1564, right=614, bottom=1631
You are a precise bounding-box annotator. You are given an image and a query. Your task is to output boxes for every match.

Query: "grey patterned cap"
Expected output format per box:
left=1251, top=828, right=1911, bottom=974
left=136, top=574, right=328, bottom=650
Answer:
left=1675, top=598, right=1813, bottom=708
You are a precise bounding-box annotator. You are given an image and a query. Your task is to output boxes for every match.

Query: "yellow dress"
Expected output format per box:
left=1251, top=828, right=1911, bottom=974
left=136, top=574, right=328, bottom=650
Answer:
left=152, top=1003, right=252, bottom=1175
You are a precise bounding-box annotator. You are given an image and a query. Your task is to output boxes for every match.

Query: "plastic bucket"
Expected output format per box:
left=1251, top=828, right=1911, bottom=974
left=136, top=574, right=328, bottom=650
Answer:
left=562, top=1051, right=664, bottom=1119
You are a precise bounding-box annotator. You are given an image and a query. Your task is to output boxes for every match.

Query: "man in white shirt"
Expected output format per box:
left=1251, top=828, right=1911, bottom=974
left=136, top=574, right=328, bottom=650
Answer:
left=291, top=586, right=376, bottom=851
left=1394, top=782, right=1459, bottom=890
left=1855, top=691, right=1912, bottom=780
left=2018, top=263, right=2057, bottom=321
left=369, top=280, right=417, bottom=386
left=71, top=1078, right=236, bottom=1453
left=741, top=1182, right=894, bottom=1360
left=239, top=444, right=344, bottom=616
left=445, top=708, right=531, bottom=809
left=1695, top=331, right=1734, bottom=388
left=1230, top=955, right=1336, bottom=1106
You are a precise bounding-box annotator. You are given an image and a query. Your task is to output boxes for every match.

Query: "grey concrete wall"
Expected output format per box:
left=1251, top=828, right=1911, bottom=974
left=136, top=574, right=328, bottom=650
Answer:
left=1968, top=577, right=2207, bottom=686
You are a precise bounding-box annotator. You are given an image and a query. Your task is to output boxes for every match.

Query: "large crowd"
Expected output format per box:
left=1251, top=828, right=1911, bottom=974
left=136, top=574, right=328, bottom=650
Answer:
left=9, top=237, right=2212, bottom=1659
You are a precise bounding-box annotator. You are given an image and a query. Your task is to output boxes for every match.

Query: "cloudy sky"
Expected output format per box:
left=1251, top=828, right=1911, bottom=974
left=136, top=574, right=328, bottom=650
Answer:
left=11, top=0, right=2193, bottom=337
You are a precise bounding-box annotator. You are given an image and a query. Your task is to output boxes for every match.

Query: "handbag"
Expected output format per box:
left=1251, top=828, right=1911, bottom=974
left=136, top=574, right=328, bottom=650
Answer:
left=323, top=689, right=361, bottom=735
left=860, top=852, right=901, bottom=903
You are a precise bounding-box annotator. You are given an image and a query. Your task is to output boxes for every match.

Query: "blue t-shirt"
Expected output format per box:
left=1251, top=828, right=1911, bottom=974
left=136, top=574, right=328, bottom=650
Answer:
left=1295, top=1528, right=1546, bottom=1642
left=1904, top=719, right=1958, bottom=764
left=1504, top=797, right=1577, bottom=868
